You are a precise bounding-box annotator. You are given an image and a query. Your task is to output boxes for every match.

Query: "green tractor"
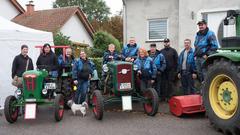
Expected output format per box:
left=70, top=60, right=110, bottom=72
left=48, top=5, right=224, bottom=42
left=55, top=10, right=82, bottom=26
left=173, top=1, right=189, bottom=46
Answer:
left=4, top=67, right=64, bottom=123
left=203, top=10, right=240, bottom=134
left=89, top=61, right=159, bottom=120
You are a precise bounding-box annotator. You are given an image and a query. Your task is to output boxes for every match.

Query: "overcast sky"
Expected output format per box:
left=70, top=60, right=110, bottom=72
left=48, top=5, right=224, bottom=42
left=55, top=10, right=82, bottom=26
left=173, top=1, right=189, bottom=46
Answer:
left=18, top=0, right=123, bottom=15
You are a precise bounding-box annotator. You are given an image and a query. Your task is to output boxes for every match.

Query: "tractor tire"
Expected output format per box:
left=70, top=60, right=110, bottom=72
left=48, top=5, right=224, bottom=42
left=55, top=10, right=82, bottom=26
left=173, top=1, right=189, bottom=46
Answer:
left=203, top=58, right=240, bottom=135
left=143, top=88, right=159, bottom=116
left=61, top=79, right=73, bottom=109
left=54, top=94, right=64, bottom=122
left=92, top=90, right=104, bottom=120
left=4, top=95, right=19, bottom=123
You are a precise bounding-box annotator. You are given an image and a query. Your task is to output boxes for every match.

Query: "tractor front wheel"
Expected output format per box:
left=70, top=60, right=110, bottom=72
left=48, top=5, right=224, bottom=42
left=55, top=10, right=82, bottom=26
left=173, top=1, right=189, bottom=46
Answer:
left=143, top=88, right=159, bottom=116
left=92, top=90, right=104, bottom=120
left=4, top=95, right=19, bottom=123
left=54, top=94, right=64, bottom=122
left=203, top=59, right=240, bottom=135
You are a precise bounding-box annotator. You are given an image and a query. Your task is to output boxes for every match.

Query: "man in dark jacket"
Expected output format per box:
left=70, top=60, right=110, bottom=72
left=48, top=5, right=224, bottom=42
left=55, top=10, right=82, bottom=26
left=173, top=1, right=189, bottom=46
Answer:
left=103, top=44, right=120, bottom=64
left=12, top=45, right=34, bottom=87
left=58, top=48, right=75, bottom=73
left=160, top=38, right=178, bottom=101
left=194, top=20, right=218, bottom=82
left=177, top=39, right=197, bottom=95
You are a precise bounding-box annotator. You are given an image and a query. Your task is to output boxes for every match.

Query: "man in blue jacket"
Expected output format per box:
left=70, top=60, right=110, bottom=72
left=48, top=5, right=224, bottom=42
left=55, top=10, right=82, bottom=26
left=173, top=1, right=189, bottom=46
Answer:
left=122, top=37, right=139, bottom=62
left=102, top=44, right=120, bottom=64
left=178, top=39, right=197, bottom=95
left=72, top=51, right=95, bottom=107
left=194, top=20, right=218, bottom=82
left=58, top=48, right=75, bottom=73
left=148, top=43, right=166, bottom=97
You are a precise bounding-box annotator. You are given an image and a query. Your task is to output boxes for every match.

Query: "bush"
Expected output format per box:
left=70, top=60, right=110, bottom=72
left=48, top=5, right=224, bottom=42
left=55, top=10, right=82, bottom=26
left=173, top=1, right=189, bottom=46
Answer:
left=53, top=32, right=72, bottom=55
left=92, top=31, right=121, bottom=57
left=89, top=57, right=103, bottom=77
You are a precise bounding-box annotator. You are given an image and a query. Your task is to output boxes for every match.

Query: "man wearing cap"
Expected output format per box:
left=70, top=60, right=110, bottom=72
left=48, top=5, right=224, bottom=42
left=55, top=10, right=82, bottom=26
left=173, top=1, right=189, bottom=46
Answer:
left=160, top=38, right=178, bottom=101
left=148, top=43, right=166, bottom=98
left=194, top=20, right=218, bottom=82
left=12, top=45, right=34, bottom=87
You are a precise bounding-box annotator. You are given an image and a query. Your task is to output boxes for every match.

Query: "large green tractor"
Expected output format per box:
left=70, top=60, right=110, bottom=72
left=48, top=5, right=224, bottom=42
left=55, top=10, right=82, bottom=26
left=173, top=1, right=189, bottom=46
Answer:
left=203, top=10, right=240, bottom=134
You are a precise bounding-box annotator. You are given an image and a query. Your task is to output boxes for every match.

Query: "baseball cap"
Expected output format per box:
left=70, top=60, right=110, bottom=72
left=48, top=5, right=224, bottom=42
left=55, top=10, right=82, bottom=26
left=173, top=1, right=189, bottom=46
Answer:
left=197, top=19, right=207, bottom=25
left=163, top=38, right=170, bottom=43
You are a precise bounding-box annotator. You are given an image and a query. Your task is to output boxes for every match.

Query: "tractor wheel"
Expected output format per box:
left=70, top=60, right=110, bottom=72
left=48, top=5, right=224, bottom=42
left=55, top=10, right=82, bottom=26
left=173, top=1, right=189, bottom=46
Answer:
left=92, top=90, right=104, bottom=120
left=54, top=94, right=64, bottom=122
left=203, top=59, right=240, bottom=135
left=4, top=95, right=19, bottom=123
left=61, top=79, right=73, bottom=109
left=143, top=88, right=159, bottom=116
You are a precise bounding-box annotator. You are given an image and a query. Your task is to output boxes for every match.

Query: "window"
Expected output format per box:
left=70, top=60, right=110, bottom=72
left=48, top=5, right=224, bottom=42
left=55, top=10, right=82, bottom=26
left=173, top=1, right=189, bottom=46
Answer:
left=148, top=19, right=168, bottom=41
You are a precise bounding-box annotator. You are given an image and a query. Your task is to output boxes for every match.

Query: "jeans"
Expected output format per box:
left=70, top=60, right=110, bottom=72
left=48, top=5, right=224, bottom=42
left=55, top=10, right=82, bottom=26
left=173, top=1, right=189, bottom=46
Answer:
left=195, top=57, right=206, bottom=82
left=74, top=80, right=89, bottom=104
left=181, top=71, right=195, bottom=95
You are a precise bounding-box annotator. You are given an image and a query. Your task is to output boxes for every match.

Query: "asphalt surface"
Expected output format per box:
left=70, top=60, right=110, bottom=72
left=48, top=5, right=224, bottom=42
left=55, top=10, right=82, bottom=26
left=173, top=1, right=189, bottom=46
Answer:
left=0, top=102, right=222, bottom=135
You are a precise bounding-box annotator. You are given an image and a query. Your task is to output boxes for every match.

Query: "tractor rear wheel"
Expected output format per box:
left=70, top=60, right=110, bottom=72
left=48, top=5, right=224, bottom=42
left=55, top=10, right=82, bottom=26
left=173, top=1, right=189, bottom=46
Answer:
left=54, top=94, right=64, bottom=122
left=92, top=90, right=104, bottom=120
left=143, top=88, right=159, bottom=116
left=4, top=95, right=19, bottom=123
left=203, top=59, right=240, bottom=135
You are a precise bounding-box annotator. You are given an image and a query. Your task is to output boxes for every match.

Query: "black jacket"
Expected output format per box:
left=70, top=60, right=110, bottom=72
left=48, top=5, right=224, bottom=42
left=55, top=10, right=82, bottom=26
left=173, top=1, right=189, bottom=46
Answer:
left=160, top=47, right=178, bottom=72
left=36, top=52, right=58, bottom=71
left=12, top=54, right=34, bottom=78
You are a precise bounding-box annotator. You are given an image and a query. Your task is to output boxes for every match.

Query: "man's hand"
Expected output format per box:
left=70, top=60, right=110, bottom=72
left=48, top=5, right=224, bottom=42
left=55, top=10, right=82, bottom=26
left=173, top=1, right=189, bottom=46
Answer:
left=203, top=55, right=208, bottom=60
left=192, top=73, right=197, bottom=79
left=74, top=80, right=78, bottom=85
left=125, top=57, right=131, bottom=62
left=89, top=74, right=92, bottom=80
left=109, top=56, right=113, bottom=59
left=151, top=80, right=155, bottom=84
left=178, top=73, right=181, bottom=79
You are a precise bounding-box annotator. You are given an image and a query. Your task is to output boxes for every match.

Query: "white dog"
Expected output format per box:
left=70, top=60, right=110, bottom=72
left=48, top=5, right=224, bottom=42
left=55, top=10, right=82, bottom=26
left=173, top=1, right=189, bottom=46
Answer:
left=67, top=100, right=88, bottom=117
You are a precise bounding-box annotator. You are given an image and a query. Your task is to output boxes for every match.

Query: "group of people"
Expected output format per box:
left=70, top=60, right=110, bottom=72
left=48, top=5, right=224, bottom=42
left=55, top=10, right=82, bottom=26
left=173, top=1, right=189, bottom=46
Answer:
left=11, top=19, right=219, bottom=113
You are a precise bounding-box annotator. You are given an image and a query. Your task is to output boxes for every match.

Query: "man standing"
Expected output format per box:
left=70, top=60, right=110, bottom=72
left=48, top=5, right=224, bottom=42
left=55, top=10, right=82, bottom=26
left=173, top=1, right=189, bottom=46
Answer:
left=160, top=38, right=178, bottom=101
left=148, top=43, right=166, bottom=98
left=122, top=37, right=139, bottom=62
left=178, top=39, right=197, bottom=95
left=12, top=45, right=34, bottom=87
left=194, top=20, right=218, bottom=82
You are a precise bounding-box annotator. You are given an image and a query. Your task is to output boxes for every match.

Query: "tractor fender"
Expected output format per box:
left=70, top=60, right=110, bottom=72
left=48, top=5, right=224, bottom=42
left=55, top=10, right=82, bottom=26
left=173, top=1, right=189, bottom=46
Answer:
left=204, top=52, right=240, bottom=67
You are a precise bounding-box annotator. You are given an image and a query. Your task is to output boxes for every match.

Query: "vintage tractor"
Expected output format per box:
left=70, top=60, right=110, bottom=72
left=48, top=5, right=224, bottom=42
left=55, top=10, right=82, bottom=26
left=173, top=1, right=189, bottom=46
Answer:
left=203, top=10, right=240, bottom=134
left=89, top=61, right=159, bottom=120
left=4, top=66, right=64, bottom=123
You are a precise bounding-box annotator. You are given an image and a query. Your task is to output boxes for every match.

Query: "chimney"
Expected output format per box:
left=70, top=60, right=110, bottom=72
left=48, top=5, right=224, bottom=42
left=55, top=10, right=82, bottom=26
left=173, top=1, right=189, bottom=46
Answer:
left=26, top=1, right=35, bottom=15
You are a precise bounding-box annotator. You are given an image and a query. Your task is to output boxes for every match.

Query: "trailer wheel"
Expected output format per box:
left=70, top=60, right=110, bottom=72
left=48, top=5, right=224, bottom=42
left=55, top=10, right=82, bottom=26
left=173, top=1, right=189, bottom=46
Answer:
left=143, top=88, right=159, bottom=116
left=4, top=96, right=19, bottom=123
left=92, top=90, right=104, bottom=120
left=203, top=59, right=240, bottom=134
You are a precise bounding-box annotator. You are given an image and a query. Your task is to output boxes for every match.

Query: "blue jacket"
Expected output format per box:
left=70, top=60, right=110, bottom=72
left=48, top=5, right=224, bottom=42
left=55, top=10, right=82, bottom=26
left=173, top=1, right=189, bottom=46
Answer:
left=178, top=48, right=197, bottom=74
left=122, top=43, right=139, bottom=60
left=103, top=50, right=120, bottom=64
left=72, top=58, right=95, bottom=80
left=194, top=28, right=219, bottom=57
left=134, top=56, right=157, bottom=79
left=154, top=53, right=166, bottom=72
left=58, top=55, right=75, bottom=67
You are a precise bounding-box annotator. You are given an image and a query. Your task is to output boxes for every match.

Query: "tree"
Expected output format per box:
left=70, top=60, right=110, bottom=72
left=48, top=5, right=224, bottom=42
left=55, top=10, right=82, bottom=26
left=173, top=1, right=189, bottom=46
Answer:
left=53, top=32, right=72, bottom=55
left=53, top=0, right=110, bottom=22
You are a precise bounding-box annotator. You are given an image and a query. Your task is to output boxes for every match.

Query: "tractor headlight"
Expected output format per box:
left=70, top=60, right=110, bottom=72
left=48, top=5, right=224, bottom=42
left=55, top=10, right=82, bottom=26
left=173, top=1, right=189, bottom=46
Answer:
left=103, top=64, right=109, bottom=72
left=133, top=64, right=138, bottom=71
left=42, top=89, right=48, bottom=95
left=15, top=89, right=22, bottom=96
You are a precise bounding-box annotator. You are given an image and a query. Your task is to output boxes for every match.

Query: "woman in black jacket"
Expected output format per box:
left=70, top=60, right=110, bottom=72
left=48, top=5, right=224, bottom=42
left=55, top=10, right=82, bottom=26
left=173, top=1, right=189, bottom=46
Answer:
left=36, top=43, right=58, bottom=77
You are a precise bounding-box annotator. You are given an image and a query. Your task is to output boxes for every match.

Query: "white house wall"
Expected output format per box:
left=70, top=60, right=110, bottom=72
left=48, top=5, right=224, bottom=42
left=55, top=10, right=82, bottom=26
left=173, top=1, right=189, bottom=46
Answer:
left=60, top=14, right=93, bottom=46
left=0, top=0, right=20, bottom=20
left=124, top=0, right=179, bottom=50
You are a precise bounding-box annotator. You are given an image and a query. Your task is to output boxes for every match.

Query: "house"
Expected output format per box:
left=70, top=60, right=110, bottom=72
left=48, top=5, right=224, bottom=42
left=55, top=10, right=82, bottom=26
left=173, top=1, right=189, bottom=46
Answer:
left=12, top=2, right=95, bottom=47
left=122, top=0, right=240, bottom=51
left=0, top=0, right=95, bottom=47
left=0, top=0, right=24, bottom=20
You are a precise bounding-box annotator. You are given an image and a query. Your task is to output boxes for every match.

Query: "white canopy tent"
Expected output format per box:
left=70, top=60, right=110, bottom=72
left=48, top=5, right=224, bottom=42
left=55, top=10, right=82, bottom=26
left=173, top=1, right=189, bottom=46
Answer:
left=0, top=16, right=54, bottom=109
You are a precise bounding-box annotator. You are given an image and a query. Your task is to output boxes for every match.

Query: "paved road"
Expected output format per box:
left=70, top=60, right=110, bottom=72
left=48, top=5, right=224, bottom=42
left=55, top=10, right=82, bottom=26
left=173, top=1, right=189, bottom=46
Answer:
left=0, top=103, right=222, bottom=135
